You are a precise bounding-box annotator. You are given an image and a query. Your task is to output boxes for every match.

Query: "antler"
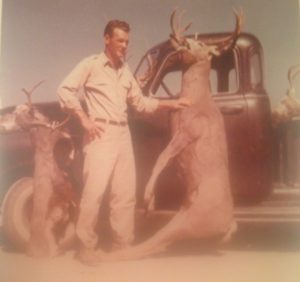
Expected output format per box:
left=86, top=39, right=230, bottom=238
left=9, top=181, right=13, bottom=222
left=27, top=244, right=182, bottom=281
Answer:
left=169, top=7, right=243, bottom=61
left=212, top=8, right=244, bottom=54
left=21, top=80, right=45, bottom=106
left=170, top=8, right=192, bottom=49
left=271, top=64, right=300, bottom=125
left=20, top=80, right=70, bottom=130
left=288, top=64, right=300, bottom=89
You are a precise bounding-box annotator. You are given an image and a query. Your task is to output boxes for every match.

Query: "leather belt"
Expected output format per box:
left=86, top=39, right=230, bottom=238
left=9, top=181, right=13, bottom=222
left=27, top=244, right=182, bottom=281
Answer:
left=95, top=118, right=127, bottom=127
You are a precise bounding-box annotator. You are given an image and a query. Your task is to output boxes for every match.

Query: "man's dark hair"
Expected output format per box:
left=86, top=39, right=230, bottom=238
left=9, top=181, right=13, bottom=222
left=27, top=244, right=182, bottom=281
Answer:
left=104, top=20, right=130, bottom=36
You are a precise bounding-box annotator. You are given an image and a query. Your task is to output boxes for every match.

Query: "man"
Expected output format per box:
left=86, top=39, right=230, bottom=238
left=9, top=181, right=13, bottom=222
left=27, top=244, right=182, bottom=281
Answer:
left=58, top=20, right=189, bottom=264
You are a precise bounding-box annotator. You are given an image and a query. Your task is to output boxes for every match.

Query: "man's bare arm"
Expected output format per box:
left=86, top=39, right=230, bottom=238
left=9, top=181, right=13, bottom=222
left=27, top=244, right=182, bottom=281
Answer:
left=157, top=97, right=191, bottom=111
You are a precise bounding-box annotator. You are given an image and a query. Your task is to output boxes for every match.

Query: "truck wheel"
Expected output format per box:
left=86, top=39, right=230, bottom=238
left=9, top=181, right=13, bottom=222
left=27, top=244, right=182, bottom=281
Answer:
left=1, top=177, right=76, bottom=251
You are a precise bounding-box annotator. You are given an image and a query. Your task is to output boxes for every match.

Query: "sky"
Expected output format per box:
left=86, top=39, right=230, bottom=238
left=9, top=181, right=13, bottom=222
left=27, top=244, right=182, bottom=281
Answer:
left=0, top=0, right=300, bottom=108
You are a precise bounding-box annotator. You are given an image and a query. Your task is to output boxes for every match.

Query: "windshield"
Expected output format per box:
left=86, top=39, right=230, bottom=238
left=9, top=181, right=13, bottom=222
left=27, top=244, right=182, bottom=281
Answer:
left=134, top=48, right=162, bottom=91
left=152, top=50, right=238, bottom=98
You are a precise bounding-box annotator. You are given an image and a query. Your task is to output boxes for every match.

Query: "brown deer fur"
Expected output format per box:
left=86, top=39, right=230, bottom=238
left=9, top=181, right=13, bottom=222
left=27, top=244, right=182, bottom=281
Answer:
left=0, top=85, right=76, bottom=257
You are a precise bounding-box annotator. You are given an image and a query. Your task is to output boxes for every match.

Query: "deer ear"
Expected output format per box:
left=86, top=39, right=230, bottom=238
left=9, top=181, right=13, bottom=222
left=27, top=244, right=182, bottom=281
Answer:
left=209, top=46, right=221, bottom=56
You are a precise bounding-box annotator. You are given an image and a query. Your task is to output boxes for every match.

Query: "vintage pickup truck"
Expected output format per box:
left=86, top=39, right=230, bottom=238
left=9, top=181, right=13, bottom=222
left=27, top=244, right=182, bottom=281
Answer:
left=0, top=32, right=273, bottom=206
left=0, top=32, right=276, bottom=249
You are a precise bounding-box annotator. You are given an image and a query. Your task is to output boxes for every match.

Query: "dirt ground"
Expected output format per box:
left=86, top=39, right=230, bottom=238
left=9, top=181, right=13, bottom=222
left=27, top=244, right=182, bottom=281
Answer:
left=1, top=246, right=300, bottom=282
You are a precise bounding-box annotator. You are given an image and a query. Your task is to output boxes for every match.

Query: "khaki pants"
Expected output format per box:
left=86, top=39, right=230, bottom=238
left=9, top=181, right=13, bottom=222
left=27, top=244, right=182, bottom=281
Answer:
left=76, top=124, right=136, bottom=249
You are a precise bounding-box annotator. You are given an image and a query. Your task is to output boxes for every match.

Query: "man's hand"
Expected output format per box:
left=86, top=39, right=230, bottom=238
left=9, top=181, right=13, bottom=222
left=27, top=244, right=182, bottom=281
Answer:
left=71, top=108, right=104, bottom=141
left=81, top=117, right=104, bottom=141
left=158, top=97, right=191, bottom=111
left=171, top=97, right=191, bottom=110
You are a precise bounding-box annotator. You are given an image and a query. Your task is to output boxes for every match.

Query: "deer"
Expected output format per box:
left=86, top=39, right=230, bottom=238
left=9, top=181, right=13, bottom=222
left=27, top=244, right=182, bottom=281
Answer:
left=272, top=64, right=300, bottom=126
left=0, top=81, right=78, bottom=257
left=95, top=9, right=244, bottom=262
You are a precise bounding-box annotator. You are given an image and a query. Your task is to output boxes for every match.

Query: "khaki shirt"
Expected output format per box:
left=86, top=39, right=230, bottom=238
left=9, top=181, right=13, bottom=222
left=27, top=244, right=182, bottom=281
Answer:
left=57, top=52, right=158, bottom=122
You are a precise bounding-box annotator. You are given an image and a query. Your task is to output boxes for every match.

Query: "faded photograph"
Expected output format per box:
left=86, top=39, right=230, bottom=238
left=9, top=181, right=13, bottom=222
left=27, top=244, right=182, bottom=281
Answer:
left=0, top=1, right=300, bottom=281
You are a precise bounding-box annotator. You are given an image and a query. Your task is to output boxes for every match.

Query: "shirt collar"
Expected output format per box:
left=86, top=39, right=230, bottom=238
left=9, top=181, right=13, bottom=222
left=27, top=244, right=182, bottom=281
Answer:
left=98, top=52, right=126, bottom=70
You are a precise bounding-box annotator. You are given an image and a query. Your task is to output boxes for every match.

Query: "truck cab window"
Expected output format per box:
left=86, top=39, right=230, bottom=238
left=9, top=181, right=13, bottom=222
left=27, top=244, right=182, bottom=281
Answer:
left=135, top=49, right=161, bottom=90
left=210, top=50, right=237, bottom=94
left=154, top=50, right=238, bottom=98
left=250, top=51, right=263, bottom=90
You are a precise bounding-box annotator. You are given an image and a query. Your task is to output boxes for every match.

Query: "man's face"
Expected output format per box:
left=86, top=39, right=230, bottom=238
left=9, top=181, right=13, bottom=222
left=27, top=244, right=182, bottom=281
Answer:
left=105, top=28, right=129, bottom=64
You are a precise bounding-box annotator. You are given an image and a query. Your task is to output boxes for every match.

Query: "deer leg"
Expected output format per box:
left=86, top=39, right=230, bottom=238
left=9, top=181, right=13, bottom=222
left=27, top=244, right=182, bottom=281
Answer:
left=99, top=133, right=195, bottom=261
left=27, top=175, right=53, bottom=257
left=44, top=206, right=61, bottom=257
left=101, top=203, right=237, bottom=261
left=27, top=137, right=55, bottom=257
left=101, top=209, right=189, bottom=261
left=144, top=131, right=190, bottom=210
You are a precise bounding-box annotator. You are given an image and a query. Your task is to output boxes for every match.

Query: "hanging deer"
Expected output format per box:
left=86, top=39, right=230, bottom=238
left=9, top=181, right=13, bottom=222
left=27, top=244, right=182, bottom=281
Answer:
left=97, top=9, right=244, bottom=262
left=272, top=64, right=300, bottom=126
left=0, top=81, right=77, bottom=257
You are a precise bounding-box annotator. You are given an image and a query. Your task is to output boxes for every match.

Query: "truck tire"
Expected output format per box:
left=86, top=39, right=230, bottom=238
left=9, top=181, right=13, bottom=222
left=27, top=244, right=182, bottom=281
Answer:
left=1, top=177, right=76, bottom=251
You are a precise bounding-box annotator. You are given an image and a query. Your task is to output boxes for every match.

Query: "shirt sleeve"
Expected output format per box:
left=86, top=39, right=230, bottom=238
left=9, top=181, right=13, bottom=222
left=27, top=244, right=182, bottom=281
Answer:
left=127, top=70, right=159, bottom=114
left=57, top=56, right=93, bottom=111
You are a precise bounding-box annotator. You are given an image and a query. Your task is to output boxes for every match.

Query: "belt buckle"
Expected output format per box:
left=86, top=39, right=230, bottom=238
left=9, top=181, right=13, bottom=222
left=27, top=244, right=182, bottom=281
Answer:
left=95, top=118, right=127, bottom=127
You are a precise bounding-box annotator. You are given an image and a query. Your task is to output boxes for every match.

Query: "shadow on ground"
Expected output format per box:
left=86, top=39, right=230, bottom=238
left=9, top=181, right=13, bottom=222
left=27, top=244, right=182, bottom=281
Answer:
left=1, top=216, right=300, bottom=258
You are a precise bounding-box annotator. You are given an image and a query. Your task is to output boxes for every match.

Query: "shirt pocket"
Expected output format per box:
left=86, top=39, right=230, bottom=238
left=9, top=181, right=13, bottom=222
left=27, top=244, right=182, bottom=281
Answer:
left=85, top=75, right=109, bottom=92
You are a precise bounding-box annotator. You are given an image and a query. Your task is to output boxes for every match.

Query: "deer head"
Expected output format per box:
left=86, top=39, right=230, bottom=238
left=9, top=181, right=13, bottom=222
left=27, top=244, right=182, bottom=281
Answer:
left=0, top=81, right=69, bottom=132
left=169, top=8, right=243, bottom=64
